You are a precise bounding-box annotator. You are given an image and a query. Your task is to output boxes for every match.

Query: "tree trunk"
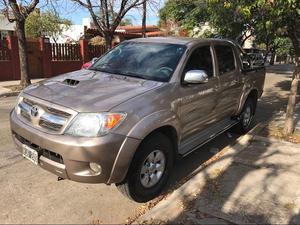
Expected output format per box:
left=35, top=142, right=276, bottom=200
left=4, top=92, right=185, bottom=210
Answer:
left=283, top=60, right=299, bottom=135
left=16, top=20, right=31, bottom=88
left=142, top=1, right=147, bottom=38
left=283, top=32, right=300, bottom=136
left=104, top=33, right=113, bottom=50
left=270, top=49, right=276, bottom=65
left=264, top=39, right=270, bottom=63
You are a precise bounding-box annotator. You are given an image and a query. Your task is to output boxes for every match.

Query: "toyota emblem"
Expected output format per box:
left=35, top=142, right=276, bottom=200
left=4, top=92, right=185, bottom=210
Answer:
left=30, top=105, right=39, bottom=117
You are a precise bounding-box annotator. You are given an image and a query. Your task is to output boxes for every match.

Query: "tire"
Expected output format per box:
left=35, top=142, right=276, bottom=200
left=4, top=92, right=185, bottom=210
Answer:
left=116, top=132, right=174, bottom=203
left=233, top=98, right=255, bottom=134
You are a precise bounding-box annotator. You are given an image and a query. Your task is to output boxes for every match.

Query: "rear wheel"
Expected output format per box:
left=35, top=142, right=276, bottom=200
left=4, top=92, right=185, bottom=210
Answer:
left=116, top=132, right=174, bottom=203
left=234, top=98, right=255, bottom=134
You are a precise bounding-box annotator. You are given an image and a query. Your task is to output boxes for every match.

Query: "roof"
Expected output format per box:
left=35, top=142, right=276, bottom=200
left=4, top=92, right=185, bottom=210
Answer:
left=85, top=25, right=164, bottom=39
left=115, top=25, right=159, bottom=34
left=126, top=37, right=237, bottom=46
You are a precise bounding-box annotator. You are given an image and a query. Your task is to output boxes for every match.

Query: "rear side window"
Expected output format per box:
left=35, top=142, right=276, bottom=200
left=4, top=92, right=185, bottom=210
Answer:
left=215, top=45, right=236, bottom=75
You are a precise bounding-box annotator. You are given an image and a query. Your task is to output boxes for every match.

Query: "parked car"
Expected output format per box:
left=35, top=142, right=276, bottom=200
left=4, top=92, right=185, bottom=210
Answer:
left=248, top=53, right=265, bottom=67
left=81, top=57, right=98, bottom=69
left=10, top=37, right=265, bottom=202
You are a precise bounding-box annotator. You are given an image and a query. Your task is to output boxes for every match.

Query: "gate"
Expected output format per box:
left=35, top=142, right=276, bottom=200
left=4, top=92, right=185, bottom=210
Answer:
left=27, top=40, right=43, bottom=79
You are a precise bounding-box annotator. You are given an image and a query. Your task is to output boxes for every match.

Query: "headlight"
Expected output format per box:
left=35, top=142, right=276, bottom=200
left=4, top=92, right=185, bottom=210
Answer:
left=65, top=112, right=126, bottom=137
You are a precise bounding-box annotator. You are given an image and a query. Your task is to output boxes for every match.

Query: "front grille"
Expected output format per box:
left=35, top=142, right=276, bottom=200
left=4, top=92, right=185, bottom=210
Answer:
left=23, top=98, right=35, bottom=106
left=14, top=132, right=64, bottom=164
left=39, top=119, right=63, bottom=131
left=46, top=107, right=71, bottom=118
left=42, top=149, right=64, bottom=164
left=21, top=110, right=30, bottom=121
left=18, top=97, right=72, bottom=133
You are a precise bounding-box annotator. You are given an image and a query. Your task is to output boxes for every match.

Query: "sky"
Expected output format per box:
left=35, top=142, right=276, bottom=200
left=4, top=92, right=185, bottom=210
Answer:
left=60, top=1, right=165, bottom=26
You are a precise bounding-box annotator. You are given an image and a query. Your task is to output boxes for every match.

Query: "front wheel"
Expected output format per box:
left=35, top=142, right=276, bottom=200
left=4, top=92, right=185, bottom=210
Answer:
left=116, top=132, right=174, bottom=202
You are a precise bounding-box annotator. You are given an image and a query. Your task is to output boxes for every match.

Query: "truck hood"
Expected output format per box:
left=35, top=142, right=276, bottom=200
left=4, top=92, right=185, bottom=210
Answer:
left=24, top=70, right=165, bottom=112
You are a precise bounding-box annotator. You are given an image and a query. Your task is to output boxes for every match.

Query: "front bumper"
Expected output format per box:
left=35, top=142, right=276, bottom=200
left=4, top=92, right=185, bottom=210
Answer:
left=10, top=110, right=141, bottom=184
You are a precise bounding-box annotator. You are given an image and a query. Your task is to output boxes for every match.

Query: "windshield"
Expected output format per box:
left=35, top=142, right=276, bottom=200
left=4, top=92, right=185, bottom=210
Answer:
left=90, top=42, right=187, bottom=82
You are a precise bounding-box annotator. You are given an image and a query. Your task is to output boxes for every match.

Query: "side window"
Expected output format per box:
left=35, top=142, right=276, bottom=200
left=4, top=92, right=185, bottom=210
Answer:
left=184, top=46, right=214, bottom=78
left=215, top=45, right=236, bottom=75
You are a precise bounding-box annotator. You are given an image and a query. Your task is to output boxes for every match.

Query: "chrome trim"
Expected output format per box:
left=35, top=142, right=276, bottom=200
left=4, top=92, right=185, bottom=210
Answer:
left=40, top=113, right=67, bottom=126
left=16, top=93, right=78, bottom=134
left=18, top=101, right=31, bottom=116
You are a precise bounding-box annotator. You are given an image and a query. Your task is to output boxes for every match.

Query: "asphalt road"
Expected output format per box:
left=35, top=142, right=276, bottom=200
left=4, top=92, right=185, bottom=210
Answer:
left=0, top=65, right=294, bottom=224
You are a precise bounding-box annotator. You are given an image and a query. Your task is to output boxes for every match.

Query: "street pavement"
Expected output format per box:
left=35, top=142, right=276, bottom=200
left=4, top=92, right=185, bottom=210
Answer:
left=0, top=64, right=295, bottom=223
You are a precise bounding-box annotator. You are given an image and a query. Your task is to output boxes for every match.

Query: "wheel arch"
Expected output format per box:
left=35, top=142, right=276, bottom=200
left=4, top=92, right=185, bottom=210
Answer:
left=236, top=88, right=259, bottom=115
left=142, top=125, right=179, bottom=156
left=108, top=111, right=180, bottom=184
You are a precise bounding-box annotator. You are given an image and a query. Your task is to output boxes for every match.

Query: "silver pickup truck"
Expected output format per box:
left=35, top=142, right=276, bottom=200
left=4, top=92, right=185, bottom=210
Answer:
left=10, top=37, right=265, bottom=202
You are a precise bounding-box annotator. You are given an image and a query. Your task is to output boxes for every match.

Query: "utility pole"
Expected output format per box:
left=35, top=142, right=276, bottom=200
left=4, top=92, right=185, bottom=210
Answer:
left=142, top=1, right=146, bottom=38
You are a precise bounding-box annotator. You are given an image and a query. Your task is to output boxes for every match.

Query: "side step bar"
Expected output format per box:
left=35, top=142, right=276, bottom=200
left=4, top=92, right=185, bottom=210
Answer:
left=179, top=118, right=239, bottom=157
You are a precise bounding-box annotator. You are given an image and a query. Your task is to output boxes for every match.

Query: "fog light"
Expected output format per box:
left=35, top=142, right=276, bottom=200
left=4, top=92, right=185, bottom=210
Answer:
left=89, top=162, right=102, bottom=174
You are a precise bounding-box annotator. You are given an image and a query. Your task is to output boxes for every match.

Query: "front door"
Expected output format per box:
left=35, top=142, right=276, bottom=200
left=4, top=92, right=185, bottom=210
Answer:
left=179, top=45, right=219, bottom=144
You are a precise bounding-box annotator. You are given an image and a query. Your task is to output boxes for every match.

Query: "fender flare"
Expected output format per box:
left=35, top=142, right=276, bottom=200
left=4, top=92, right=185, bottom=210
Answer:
left=127, top=110, right=180, bottom=140
left=236, top=87, right=259, bottom=115
left=107, top=110, right=180, bottom=184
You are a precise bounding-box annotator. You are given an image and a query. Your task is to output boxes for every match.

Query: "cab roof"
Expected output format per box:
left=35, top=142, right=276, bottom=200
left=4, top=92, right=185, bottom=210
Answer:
left=127, top=37, right=237, bottom=46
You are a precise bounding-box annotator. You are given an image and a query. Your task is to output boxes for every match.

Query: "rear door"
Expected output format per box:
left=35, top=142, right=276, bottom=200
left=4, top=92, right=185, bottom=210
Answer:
left=213, top=44, right=242, bottom=119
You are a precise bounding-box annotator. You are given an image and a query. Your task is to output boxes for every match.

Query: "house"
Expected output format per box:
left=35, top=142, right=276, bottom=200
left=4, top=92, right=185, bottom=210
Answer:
left=52, top=18, right=93, bottom=43
left=85, top=25, right=165, bottom=45
left=0, top=14, right=15, bottom=40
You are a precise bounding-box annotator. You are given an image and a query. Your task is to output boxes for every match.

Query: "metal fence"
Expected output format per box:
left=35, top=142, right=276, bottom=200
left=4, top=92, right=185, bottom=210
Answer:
left=51, top=43, right=81, bottom=61
left=88, top=44, right=106, bottom=59
left=0, top=40, right=10, bottom=61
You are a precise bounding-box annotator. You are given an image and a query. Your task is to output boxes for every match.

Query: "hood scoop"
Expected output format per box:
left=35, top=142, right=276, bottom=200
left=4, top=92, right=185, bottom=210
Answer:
left=63, top=79, right=80, bottom=86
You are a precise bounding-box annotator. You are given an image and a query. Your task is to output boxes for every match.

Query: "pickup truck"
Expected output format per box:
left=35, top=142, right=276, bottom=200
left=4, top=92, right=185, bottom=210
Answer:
left=10, top=37, right=265, bottom=202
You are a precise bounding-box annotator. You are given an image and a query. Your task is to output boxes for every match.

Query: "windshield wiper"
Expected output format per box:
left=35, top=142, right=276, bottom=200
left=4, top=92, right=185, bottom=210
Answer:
left=117, top=71, right=150, bottom=80
left=89, top=67, right=115, bottom=74
left=89, top=68, right=151, bottom=81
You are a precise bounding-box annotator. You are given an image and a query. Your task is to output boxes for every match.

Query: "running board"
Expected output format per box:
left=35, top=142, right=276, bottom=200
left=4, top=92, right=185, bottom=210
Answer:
left=179, top=118, right=239, bottom=156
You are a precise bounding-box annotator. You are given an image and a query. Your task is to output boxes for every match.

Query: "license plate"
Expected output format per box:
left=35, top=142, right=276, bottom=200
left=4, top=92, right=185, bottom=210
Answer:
left=22, top=145, right=38, bottom=165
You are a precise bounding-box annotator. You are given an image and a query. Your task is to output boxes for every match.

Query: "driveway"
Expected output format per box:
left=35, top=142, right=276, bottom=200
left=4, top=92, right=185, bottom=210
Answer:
left=0, top=65, right=293, bottom=223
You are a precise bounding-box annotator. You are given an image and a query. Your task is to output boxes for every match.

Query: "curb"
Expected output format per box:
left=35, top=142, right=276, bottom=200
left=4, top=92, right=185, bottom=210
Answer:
left=253, top=134, right=299, bottom=145
left=135, top=122, right=266, bottom=224
left=0, top=91, right=20, bottom=98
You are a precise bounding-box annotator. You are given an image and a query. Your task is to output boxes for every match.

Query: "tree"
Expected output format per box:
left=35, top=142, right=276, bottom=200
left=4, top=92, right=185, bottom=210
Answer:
left=235, top=0, right=300, bottom=135
left=159, top=0, right=208, bottom=34
left=25, top=10, right=72, bottom=43
left=272, top=0, right=300, bottom=135
left=120, top=17, right=133, bottom=26
left=142, top=0, right=146, bottom=37
left=1, top=0, right=40, bottom=87
left=71, top=0, right=148, bottom=49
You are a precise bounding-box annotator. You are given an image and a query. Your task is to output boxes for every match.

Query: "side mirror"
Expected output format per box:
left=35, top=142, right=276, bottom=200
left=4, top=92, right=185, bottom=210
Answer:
left=184, top=70, right=208, bottom=84
left=91, top=57, right=98, bottom=64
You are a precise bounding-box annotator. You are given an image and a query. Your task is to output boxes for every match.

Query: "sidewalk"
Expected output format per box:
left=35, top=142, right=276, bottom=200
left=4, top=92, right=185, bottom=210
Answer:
left=138, top=104, right=300, bottom=224
left=0, top=79, right=43, bottom=98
